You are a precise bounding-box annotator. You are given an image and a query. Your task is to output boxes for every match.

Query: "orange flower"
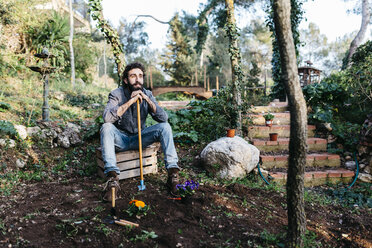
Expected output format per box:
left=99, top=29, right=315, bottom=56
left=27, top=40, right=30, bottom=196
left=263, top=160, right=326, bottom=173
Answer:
left=135, top=200, right=145, bottom=208
left=129, top=199, right=138, bottom=205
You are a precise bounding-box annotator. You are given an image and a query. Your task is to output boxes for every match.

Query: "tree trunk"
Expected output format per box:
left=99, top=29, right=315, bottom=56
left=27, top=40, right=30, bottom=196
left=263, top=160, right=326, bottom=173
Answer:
left=225, top=0, right=242, bottom=134
left=342, top=0, right=370, bottom=69
left=103, top=42, right=107, bottom=88
left=69, top=0, right=76, bottom=87
left=272, top=0, right=308, bottom=247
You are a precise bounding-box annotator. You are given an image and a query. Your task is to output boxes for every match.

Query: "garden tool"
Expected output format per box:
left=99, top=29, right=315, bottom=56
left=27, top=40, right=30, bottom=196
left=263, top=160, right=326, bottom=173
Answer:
left=103, top=189, right=139, bottom=227
left=111, top=187, right=116, bottom=217
left=137, top=99, right=146, bottom=191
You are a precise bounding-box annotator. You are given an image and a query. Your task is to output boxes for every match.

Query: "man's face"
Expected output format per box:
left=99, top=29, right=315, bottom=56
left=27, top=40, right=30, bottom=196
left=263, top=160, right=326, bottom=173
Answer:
left=124, top=68, right=144, bottom=91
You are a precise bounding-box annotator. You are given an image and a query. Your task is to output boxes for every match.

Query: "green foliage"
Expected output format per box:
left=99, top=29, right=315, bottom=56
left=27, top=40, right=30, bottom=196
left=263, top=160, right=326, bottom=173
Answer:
left=263, top=112, right=274, bottom=121
left=65, top=92, right=106, bottom=108
left=88, top=0, right=124, bottom=76
left=303, top=41, right=371, bottom=150
left=0, top=102, right=11, bottom=112
left=0, top=2, right=15, bottom=25
left=161, top=13, right=196, bottom=86
left=326, top=183, right=372, bottom=208
left=0, top=120, right=18, bottom=139
left=26, top=11, right=69, bottom=71
left=69, top=34, right=99, bottom=83
left=130, top=230, right=158, bottom=242
left=266, top=0, right=305, bottom=101
left=303, top=80, right=349, bottom=123
left=26, top=11, right=69, bottom=50
left=118, top=18, right=149, bottom=56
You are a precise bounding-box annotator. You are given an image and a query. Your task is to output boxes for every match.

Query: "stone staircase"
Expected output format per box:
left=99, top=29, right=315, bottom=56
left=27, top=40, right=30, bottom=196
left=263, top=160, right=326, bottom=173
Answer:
left=246, top=102, right=354, bottom=187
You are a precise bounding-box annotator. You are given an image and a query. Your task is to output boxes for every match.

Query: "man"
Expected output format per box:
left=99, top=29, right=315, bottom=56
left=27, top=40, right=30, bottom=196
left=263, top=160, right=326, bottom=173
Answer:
left=100, top=62, right=180, bottom=201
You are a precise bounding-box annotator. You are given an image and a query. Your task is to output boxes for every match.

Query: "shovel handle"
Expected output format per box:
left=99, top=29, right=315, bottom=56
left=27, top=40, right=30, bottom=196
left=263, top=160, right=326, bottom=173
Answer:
left=111, top=187, right=115, bottom=208
left=137, top=100, right=144, bottom=181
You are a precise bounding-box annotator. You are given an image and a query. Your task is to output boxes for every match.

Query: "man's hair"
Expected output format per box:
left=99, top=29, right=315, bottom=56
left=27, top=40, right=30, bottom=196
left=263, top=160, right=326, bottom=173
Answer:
left=122, top=62, right=146, bottom=82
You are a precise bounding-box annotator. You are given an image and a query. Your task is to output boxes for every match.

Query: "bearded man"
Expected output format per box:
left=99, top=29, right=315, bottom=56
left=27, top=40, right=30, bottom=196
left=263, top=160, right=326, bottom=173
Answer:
left=100, top=62, right=180, bottom=201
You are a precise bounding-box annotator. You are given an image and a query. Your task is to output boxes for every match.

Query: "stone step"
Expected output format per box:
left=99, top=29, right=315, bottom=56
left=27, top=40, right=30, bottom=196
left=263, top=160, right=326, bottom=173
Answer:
left=247, top=125, right=316, bottom=139
left=267, top=168, right=355, bottom=187
left=250, top=104, right=288, bottom=113
left=249, top=112, right=291, bottom=126
left=261, top=153, right=341, bottom=169
left=252, top=137, right=327, bottom=153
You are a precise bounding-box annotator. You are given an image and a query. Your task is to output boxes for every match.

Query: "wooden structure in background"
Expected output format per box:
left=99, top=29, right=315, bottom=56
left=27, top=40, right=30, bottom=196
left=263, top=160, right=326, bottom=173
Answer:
left=298, top=60, right=322, bottom=87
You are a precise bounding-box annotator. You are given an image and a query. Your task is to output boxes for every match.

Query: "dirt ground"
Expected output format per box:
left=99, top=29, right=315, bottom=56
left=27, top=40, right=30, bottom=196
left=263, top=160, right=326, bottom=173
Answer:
left=0, top=142, right=371, bottom=248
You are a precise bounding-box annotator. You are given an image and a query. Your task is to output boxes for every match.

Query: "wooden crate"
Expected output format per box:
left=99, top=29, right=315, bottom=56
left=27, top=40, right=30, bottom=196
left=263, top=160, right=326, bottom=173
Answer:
left=96, top=143, right=160, bottom=180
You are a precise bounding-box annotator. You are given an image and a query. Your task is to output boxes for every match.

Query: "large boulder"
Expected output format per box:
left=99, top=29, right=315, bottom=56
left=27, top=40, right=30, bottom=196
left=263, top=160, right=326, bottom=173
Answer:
left=200, top=136, right=260, bottom=179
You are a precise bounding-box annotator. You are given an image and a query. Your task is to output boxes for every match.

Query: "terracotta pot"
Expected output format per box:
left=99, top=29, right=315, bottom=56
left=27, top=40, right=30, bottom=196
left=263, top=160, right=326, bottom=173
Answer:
left=227, top=129, right=235, bottom=137
left=269, top=133, right=278, bottom=141
left=265, top=120, right=273, bottom=127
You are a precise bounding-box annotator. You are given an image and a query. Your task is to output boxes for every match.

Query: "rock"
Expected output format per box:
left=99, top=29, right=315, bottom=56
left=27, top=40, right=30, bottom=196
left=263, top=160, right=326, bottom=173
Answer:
left=0, top=139, right=15, bottom=148
left=26, top=126, right=41, bottom=137
left=66, top=122, right=81, bottom=133
left=359, top=163, right=366, bottom=170
left=345, top=161, right=356, bottom=170
left=14, top=125, right=27, bottom=139
left=16, top=159, right=26, bottom=169
left=363, top=165, right=370, bottom=174
left=345, top=155, right=352, bottom=160
left=40, top=129, right=58, bottom=140
left=358, top=173, right=372, bottom=183
left=200, top=136, right=260, bottom=179
left=57, top=135, right=70, bottom=148
left=52, top=91, right=65, bottom=101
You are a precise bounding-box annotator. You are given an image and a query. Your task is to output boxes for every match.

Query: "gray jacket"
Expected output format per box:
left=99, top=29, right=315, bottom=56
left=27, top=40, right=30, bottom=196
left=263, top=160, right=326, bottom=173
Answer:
left=103, top=86, right=168, bottom=134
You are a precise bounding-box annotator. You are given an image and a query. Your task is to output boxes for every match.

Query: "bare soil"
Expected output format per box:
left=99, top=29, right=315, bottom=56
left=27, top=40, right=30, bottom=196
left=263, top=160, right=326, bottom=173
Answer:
left=0, top=141, right=371, bottom=248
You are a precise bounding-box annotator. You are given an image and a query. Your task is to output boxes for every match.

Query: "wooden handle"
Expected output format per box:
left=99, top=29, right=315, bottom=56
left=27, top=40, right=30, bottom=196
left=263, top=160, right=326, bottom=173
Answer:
left=137, top=100, right=144, bottom=181
left=119, top=219, right=139, bottom=227
left=111, top=187, right=115, bottom=208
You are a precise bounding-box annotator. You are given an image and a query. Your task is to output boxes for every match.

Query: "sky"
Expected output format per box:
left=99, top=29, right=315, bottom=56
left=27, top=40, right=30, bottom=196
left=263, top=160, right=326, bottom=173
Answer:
left=101, top=0, right=371, bottom=50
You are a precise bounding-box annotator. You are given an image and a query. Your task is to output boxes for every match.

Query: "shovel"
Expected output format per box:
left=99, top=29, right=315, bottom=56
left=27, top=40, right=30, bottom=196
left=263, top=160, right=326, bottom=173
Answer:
left=103, top=188, right=139, bottom=227
left=137, top=99, right=146, bottom=191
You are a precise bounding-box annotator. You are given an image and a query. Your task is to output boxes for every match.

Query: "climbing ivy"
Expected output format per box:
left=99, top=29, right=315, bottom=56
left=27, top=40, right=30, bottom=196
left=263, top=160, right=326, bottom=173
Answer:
left=266, top=0, right=305, bottom=101
left=88, top=0, right=125, bottom=78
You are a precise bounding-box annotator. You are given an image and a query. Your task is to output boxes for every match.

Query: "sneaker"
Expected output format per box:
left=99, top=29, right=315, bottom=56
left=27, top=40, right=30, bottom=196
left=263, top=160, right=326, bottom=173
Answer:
left=166, top=168, right=180, bottom=196
left=102, top=171, right=120, bottom=202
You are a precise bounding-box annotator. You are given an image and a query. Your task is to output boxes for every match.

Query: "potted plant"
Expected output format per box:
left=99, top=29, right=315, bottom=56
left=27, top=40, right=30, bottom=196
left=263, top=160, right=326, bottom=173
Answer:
left=263, top=112, right=275, bottom=127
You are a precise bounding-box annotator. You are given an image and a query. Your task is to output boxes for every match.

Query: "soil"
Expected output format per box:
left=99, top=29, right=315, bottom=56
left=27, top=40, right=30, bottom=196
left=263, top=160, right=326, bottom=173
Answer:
left=0, top=142, right=371, bottom=248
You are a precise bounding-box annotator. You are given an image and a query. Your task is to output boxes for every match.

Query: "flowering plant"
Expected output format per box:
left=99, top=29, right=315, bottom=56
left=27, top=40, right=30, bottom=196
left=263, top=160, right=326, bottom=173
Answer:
left=126, top=199, right=150, bottom=217
left=176, top=180, right=199, bottom=198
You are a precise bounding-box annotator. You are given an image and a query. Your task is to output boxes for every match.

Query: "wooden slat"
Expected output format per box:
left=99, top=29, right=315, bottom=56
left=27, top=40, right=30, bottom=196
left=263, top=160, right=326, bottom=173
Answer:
left=96, top=143, right=160, bottom=161
left=97, top=163, right=158, bottom=180
left=97, top=154, right=157, bottom=170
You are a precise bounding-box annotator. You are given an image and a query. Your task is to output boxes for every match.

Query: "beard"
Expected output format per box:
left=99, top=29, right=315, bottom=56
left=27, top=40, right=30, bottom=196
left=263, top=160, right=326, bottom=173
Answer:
left=128, top=81, right=143, bottom=92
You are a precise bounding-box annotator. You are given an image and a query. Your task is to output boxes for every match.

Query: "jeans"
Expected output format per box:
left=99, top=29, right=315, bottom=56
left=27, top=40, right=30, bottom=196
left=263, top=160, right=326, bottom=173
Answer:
left=100, top=122, right=179, bottom=175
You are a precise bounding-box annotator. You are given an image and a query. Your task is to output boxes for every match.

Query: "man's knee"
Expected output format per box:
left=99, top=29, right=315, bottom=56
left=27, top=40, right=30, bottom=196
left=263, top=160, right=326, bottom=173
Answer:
left=158, top=122, right=172, bottom=134
left=100, top=122, right=116, bottom=134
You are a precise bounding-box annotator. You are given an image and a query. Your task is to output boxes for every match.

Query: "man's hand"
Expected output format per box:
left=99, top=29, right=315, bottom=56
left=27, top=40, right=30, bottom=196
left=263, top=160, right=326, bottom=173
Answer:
left=131, top=90, right=144, bottom=103
left=130, top=91, right=156, bottom=113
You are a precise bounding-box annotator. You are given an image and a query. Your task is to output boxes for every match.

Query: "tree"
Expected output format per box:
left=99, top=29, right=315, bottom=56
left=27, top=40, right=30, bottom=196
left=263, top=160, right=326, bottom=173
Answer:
left=272, top=0, right=308, bottom=247
left=88, top=0, right=125, bottom=78
left=267, top=0, right=305, bottom=101
left=224, top=0, right=243, bottom=132
left=117, top=18, right=149, bottom=57
left=161, top=13, right=196, bottom=86
left=69, top=0, right=76, bottom=87
left=342, top=0, right=371, bottom=69
left=299, top=22, right=329, bottom=66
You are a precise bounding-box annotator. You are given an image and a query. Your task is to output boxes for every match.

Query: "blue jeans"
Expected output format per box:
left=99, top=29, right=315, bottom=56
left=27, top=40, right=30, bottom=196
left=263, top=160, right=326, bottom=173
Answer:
left=100, top=122, right=179, bottom=175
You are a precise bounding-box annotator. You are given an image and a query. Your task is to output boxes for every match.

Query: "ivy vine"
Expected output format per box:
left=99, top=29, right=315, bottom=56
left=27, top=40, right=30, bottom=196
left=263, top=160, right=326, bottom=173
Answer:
left=266, top=0, right=305, bottom=101
left=88, top=0, right=125, bottom=78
